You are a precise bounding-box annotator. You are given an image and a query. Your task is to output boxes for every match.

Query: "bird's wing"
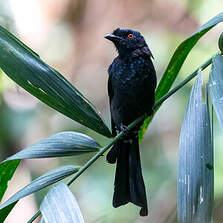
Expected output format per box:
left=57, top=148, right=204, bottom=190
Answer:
left=142, top=46, right=154, bottom=59
left=108, top=72, right=116, bottom=137
left=142, top=48, right=157, bottom=89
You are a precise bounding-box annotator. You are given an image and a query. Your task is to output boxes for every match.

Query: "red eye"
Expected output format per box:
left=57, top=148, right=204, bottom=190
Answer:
left=128, top=34, right=134, bottom=39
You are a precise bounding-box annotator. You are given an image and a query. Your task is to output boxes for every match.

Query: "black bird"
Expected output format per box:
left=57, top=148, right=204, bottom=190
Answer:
left=105, top=28, right=157, bottom=216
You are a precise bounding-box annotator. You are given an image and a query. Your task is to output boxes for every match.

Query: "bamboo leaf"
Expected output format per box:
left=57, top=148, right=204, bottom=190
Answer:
left=0, top=160, right=20, bottom=223
left=0, top=165, right=80, bottom=211
left=139, top=12, right=223, bottom=140
left=0, top=160, right=20, bottom=201
left=1, top=132, right=101, bottom=162
left=0, top=132, right=98, bottom=220
left=0, top=203, right=17, bottom=223
left=178, top=72, right=213, bottom=222
left=209, top=54, right=223, bottom=128
left=218, top=32, right=223, bottom=53
left=0, top=26, right=112, bottom=137
left=40, top=183, right=84, bottom=223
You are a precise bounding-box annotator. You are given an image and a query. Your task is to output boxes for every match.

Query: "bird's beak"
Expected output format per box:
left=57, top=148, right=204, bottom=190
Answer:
left=104, top=33, right=121, bottom=42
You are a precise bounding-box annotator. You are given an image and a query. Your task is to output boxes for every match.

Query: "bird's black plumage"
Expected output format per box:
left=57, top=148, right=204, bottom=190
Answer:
left=105, top=28, right=157, bottom=216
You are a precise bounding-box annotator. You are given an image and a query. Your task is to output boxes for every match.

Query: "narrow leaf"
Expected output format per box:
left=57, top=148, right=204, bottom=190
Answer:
left=0, top=26, right=111, bottom=137
left=40, top=182, right=84, bottom=223
left=0, top=160, right=20, bottom=201
left=0, top=202, right=17, bottom=223
left=1, top=132, right=100, bottom=162
left=0, top=160, right=20, bottom=222
left=209, top=54, right=223, bottom=128
left=139, top=12, right=223, bottom=140
left=0, top=165, right=80, bottom=211
left=178, top=72, right=213, bottom=222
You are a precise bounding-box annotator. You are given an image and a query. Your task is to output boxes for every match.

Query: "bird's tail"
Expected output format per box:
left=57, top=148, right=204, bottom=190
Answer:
left=106, top=136, right=148, bottom=216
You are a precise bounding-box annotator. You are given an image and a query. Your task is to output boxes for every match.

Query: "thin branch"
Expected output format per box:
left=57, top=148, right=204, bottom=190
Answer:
left=27, top=55, right=215, bottom=223
left=27, top=210, right=40, bottom=223
left=67, top=54, right=215, bottom=186
left=154, top=55, right=214, bottom=108
left=67, top=114, right=147, bottom=186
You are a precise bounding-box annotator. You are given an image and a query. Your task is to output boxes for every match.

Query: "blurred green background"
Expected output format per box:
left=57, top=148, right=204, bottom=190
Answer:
left=0, top=0, right=223, bottom=222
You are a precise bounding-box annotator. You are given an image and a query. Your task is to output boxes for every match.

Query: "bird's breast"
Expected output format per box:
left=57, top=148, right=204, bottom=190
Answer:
left=111, top=59, right=148, bottom=86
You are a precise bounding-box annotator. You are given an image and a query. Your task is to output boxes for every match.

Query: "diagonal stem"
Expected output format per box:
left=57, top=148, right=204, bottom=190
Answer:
left=27, top=55, right=214, bottom=223
left=67, top=114, right=147, bottom=186
left=27, top=210, right=41, bottom=223
left=154, top=55, right=214, bottom=108
left=67, top=54, right=215, bottom=186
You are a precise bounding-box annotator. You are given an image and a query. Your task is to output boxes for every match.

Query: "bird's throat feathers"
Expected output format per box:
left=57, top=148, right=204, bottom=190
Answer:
left=116, top=45, right=154, bottom=60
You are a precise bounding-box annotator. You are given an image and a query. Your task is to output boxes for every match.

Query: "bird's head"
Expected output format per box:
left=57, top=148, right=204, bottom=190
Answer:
left=105, top=28, right=147, bottom=57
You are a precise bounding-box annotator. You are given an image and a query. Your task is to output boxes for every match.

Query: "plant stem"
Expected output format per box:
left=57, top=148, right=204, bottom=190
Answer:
left=67, top=114, right=147, bottom=186
left=27, top=55, right=215, bottom=223
left=27, top=115, right=147, bottom=223
left=27, top=210, right=40, bottom=223
left=67, top=55, right=215, bottom=186
left=154, top=55, right=214, bottom=108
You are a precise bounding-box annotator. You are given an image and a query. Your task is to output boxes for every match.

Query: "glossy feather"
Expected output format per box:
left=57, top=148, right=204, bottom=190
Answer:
left=105, top=28, right=157, bottom=216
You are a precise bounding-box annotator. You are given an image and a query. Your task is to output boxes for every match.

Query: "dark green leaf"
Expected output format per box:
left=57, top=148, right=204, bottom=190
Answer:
left=139, top=12, right=223, bottom=140
left=1, top=132, right=100, bottom=162
left=178, top=72, right=213, bottom=222
left=0, top=202, right=17, bottom=223
left=0, top=160, right=20, bottom=223
left=0, top=26, right=112, bottom=138
left=0, top=165, right=80, bottom=211
left=0, top=160, right=20, bottom=201
left=40, top=183, right=84, bottom=223
left=209, top=54, right=223, bottom=128
left=218, top=32, right=223, bottom=53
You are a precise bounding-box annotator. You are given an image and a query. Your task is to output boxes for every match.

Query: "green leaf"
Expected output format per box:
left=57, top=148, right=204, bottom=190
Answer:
left=0, top=202, right=17, bottom=223
left=0, top=165, right=80, bottom=211
left=0, top=160, right=20, bottom=223
left=139, top=12, right=223, bottom=140
left=40, top=183, right=84, bottom=223
left=218, top=32, right=223, bottom=53
left=0, top=26, right=112, bottom=138
left=1, top=132, right=101, bottom=162
left=178, top=72, right=213, bottom=222
left=209, top=54, right=223, bottom=128
left=0, top=160, right=20, bottom=201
